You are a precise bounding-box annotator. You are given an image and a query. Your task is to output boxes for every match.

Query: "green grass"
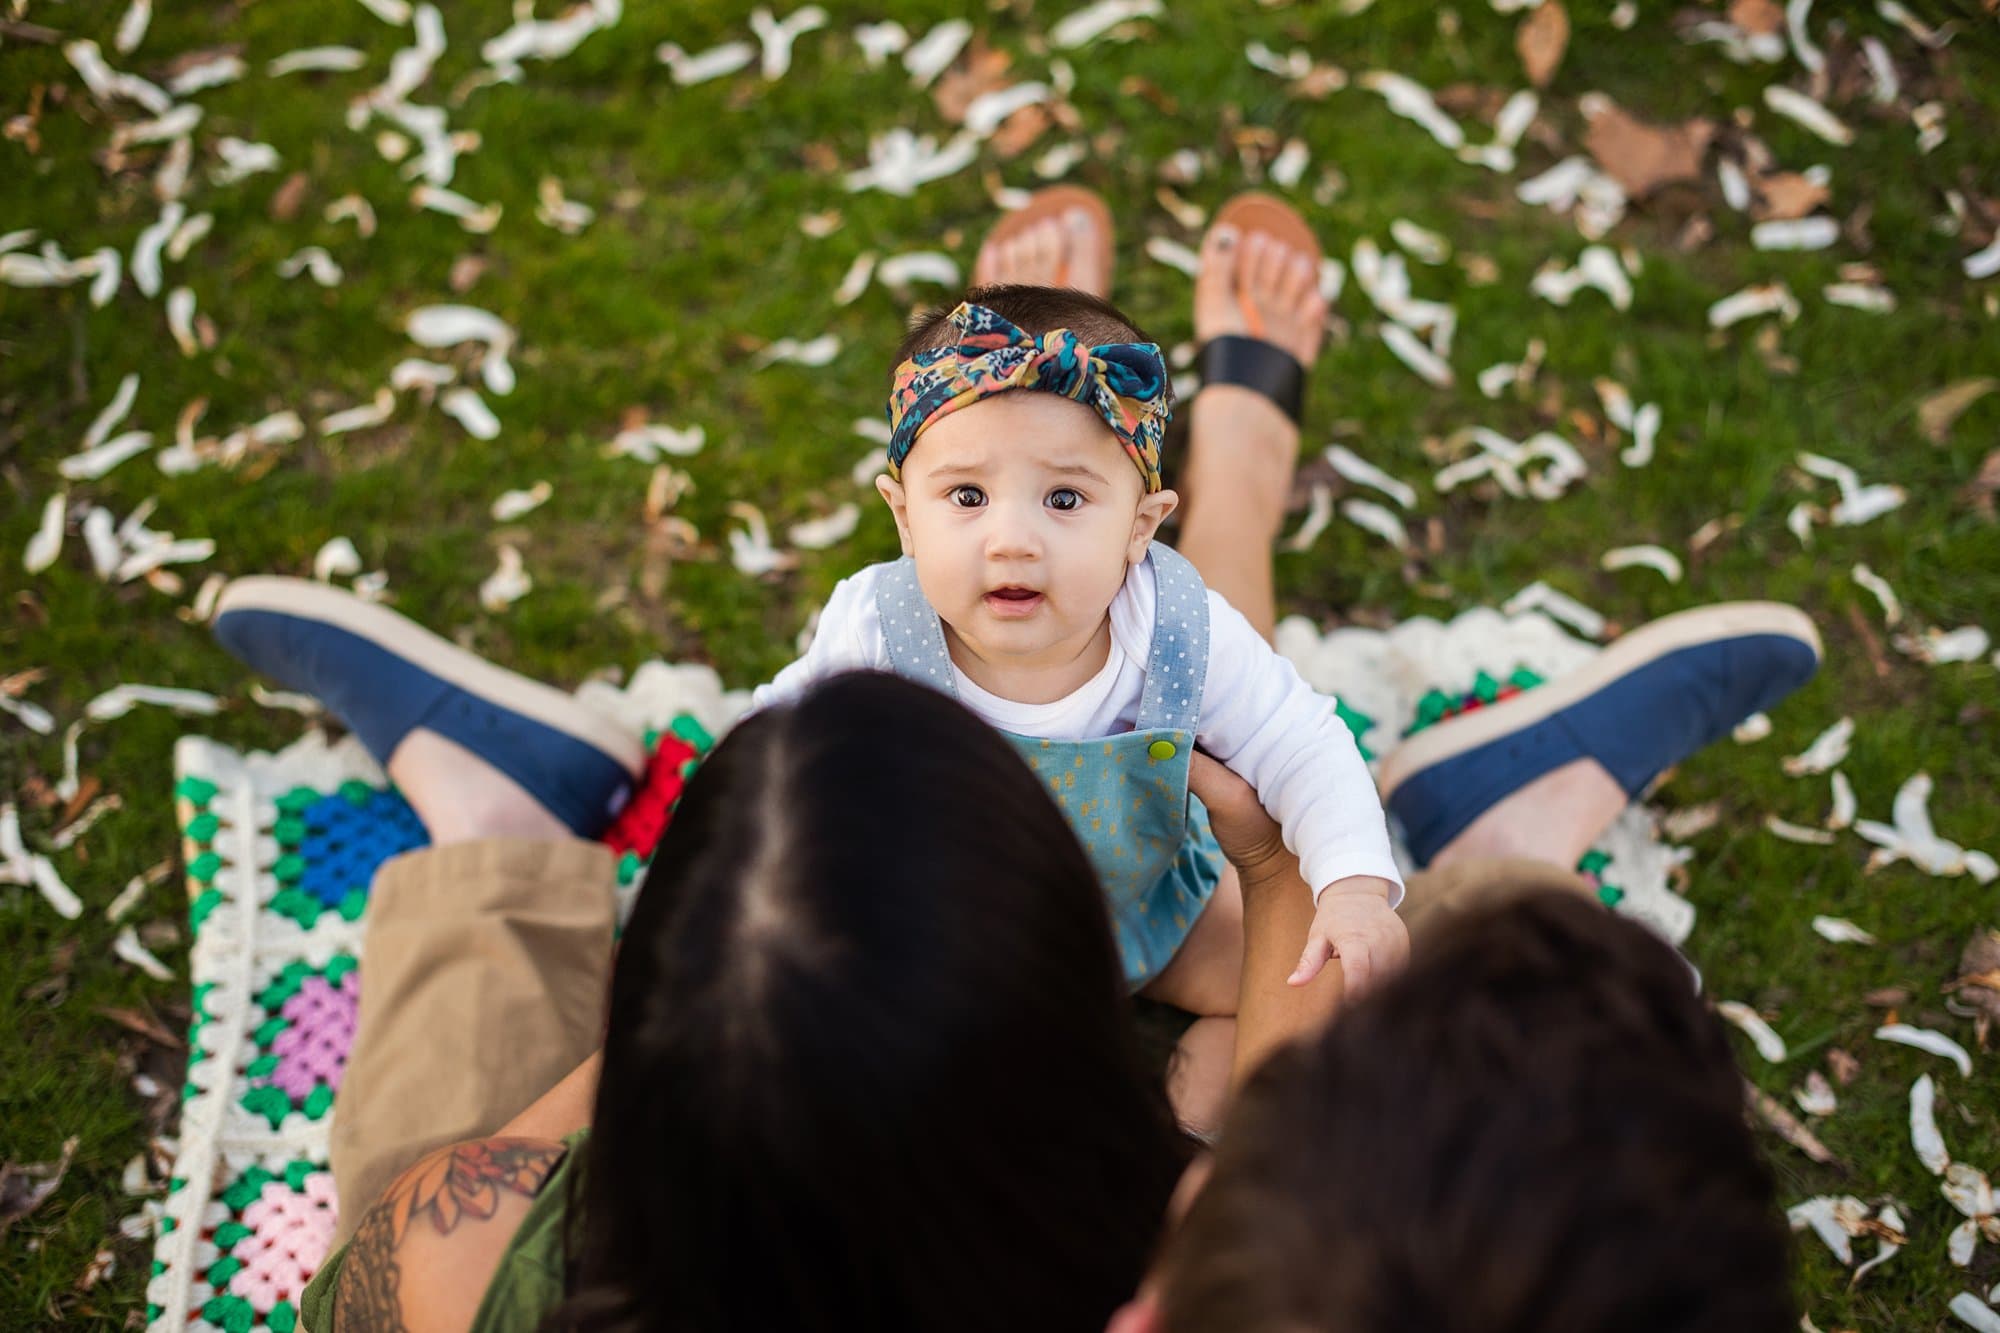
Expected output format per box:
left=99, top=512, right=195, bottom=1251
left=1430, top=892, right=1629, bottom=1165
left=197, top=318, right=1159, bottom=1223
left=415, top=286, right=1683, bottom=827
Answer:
left=3, top=0, right=1998, bottom=1325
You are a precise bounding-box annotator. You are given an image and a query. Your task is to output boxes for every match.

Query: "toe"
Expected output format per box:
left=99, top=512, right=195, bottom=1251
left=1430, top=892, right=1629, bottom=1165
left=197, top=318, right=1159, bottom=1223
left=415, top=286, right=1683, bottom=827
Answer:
left=1193, top=223, right=1243, bottom=339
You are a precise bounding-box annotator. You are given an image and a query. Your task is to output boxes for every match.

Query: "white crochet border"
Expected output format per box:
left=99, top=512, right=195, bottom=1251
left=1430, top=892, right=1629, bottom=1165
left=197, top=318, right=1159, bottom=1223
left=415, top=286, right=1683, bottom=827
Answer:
left=147, top=615, right=1694, bottom=1328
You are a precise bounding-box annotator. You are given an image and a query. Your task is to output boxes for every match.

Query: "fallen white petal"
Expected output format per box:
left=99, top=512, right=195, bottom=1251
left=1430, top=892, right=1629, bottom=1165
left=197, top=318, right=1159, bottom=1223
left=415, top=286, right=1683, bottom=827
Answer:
left=1851, top=1204, right=1904, bottom=1285
left=1358, top=70, right=1463, bottom=150
left=964, top=82, right=1051, bottom=138
left=1824, top=281, right=1897, bottom=312
left=1752, top=217, right=1840, bottom=251
left=317, top=389, right=396, bottom=436
left=850, top=444, right=889, bottom=485
left=60, top=429, right=153, bottom=482
left=325, top=194, right=378, bottom=237
left=491, top=480, right=552, bottom=522
left=1379, top=323, right=1453, bottom=387
left=1966, top=235, right=2000, bottom=282
left=877, top=250, right=959, bottom=289
left=1794, top=1069, right=1837, bottom=1116
left=1876, top=1024, right=1973, bottom=1077
left=440, top=387, right=500, bottom=438
left=1281, top=483, right=1334, bottom=553
left=209, top=137, right=280, bottom=185
left=1340, top=498, right=1409, bottom=551
left=1763, top=85, right=1853, bottom=146
left=113, top=926, right=174, bottom=981
left=358, top=0, right=412, bottom=22
left=1851, top=563, right=1902, bottom=625
left=0, top=692, right=54, bottom=736
left=833, top=252, right=876, bottom=305
left=748, top=5, right=828, bottom=79
left=313, top=537, right=363, bottom=582
left=902, top=19, right=971, bottom=88
left=1735, top=712, right=1774, bottom=743
left=1896, top=626, right=1992, bottom=665
left=1784, top=717, right=1853, bottom=776
left=1502, top=581, right=1605, bottom=639
left=1785, top=0, right=1823, bottom=73
left=1708, top=281, right=1801, bottom=329
left=1785, top=1196, right=1859, bottom=1264
left=268, top=45, right=369, bottom=76
left=412, top=185, right=502, bottom=233
left=164, top=213, right=212, bottom=263
left=1830, top=483, right=1906, bottom=526
left=1270, top=139, right=1310, bottom=189
left=853, top=20, right=908, bottom=65
left=1912, top=1074, right=1951, bottom=1174
left=1949, top=1293, right=2000, bottom=1333
left=130, top=202, right=184, bottom=297
left=726, top=501, right=798, bottom=576
left=1324, top=445, right=1416, bottom=509
left=276, top=246, right=343, bottom=287
left=1051, top=0, right=1160, bottom=48
left=24, top=494, right=66, bottom=574
left=479, top=544, right=532, bottom=610
left=1718, top=1001, right=1789, bottom=1062
left=88, top=248, right=122, bottom=306
left=390, top=358, right=458, bottom=392
left=1877, top=0, right=1952, bottom=48
left=165, top=287, right=198, bottom=356
left=169, top=53, right=246, bottom=95
left=1811, top=915, right=1875, bottom=945
left=32, top=855, right=83, bottom=920
left=843, top=128, right=980, bottom=196
left=1601, top=544, right=1683, bottom=583
left=787, top=502, right=860, bottom=550
left=753, top=334, right=841, bottom=368
left=1766, top=815, right=1836, bottom=845
left=1145, top=236, right=1202, bottom=278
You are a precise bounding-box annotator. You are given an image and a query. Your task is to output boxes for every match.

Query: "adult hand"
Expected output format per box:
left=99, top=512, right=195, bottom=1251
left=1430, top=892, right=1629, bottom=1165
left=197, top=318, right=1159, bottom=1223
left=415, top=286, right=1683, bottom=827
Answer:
left=1187, top=750, right=1289, bottom=885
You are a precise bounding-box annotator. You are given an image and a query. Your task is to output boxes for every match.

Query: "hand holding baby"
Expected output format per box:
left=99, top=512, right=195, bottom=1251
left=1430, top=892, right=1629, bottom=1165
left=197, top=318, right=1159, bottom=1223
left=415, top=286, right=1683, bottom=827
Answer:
left=1289, top=878, right=1408, bottom=997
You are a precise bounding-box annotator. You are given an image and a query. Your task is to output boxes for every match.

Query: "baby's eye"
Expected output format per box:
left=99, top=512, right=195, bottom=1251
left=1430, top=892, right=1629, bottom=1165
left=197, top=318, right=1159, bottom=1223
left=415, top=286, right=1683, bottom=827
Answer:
left=948, top=484, right=987, bottom=508
left=1046, top=487, right=1083, bottom=512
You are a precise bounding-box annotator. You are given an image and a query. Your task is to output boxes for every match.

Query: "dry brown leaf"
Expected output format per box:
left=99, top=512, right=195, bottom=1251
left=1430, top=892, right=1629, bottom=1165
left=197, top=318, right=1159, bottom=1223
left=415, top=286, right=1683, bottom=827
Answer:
left=932, top=37, right=1012, bottom=125
left=1917, top=378, right=1998, bottom=444
left=1728, top=0, right=1785, bottom=34
left=1746, top=1081, right=1842, bottom=1166
left=1826, top=1047, right=1861, bottom=1085
left=1119, top=75, right=1179, bottom=115
left=989, top=104, right=1053, bottom=160
left=268, top=171, right=309, bottom=223
left=1584, top=100, right=1715, bottom=198
left=1516, top=1, right=1569, bottom=89
left=1946, top=930, right=2000, bottom=1043
left=0, top=1137, right=77, bottom=1235
left=1752, top=171, right=1830, bottom=221
left=1965, top=449, right=2000, bottom=521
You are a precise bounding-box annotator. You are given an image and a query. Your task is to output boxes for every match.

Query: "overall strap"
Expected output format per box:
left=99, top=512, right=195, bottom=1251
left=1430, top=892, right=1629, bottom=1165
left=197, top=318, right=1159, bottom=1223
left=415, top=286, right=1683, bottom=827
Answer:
left=1134, top=542, right=1210, bottom=733
left=873, top=557, right=960, bottom=699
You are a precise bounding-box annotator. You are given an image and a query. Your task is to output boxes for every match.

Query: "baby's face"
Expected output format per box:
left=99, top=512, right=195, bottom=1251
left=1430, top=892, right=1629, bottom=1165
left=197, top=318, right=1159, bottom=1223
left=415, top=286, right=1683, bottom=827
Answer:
left=879, top=393, right=1176, bottom=677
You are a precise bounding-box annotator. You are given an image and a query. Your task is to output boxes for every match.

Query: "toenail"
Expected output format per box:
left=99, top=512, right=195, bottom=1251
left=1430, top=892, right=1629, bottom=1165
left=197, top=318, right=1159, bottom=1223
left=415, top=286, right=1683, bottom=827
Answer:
left=1214, top=225, right=1237, bottom=248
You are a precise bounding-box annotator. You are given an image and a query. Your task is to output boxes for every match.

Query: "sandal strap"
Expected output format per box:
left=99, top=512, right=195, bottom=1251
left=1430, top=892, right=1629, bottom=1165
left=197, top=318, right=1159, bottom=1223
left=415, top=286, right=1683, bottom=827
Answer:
left=1197, top=335, right=1305, bottom=427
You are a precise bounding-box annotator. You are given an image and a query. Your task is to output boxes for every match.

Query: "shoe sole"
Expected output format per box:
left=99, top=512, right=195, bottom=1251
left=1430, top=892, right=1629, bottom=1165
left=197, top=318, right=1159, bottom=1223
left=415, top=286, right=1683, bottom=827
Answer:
left=215, top=576, right=648, bottom=775
left=1376, top=602, right=1821, bottom=802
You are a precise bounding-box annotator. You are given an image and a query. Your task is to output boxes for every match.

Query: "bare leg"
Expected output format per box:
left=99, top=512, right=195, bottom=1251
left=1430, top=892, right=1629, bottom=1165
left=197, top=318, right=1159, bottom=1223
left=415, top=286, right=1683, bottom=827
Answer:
left=1175, top=224, right=1328, bottom=643
left=1427, top=757, right=1626, bottom=873
left=388, top=728, right=573, bottom=846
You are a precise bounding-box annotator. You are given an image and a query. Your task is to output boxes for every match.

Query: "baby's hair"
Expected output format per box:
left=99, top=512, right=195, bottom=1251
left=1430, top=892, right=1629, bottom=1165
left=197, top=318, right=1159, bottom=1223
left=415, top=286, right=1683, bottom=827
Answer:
left=1155, top=890, right=1796, bottom=1333
left=895, top=283, right=1167, bottom=403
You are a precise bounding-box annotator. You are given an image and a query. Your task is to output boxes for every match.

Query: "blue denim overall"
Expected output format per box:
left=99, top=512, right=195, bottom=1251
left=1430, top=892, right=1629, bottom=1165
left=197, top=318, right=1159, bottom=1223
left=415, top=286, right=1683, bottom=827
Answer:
left=875, top=542, right=1224, bottom=988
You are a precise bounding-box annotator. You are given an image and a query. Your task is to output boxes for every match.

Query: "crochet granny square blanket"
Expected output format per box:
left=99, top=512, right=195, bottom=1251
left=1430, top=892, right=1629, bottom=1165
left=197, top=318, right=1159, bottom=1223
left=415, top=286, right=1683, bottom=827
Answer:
left=143, top=610, right=1697, bottom=1331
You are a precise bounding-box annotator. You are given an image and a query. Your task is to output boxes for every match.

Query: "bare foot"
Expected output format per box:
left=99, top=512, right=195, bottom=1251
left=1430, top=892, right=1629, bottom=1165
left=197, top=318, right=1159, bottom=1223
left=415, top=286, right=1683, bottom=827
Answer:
left=973, top=206, right=1110, bottom=298
left=1425, top=757, right=1627, bottom=872
left=387, top=728, right=573, bottom=846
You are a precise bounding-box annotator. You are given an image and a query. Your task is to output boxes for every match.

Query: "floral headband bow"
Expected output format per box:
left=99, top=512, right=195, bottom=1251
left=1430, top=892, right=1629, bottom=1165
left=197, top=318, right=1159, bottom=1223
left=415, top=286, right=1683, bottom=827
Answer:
left=886, top=302, right=1169, bottom=493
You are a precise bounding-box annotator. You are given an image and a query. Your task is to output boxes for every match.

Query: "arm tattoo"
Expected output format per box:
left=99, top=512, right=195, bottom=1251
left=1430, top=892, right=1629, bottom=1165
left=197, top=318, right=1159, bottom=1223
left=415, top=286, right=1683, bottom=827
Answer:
left=332, top=1138, right=566, bottom=1331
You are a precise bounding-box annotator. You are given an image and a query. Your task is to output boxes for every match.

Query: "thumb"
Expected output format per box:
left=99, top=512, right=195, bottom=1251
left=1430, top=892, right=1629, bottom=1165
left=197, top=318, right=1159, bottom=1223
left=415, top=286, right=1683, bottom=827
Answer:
left=1288, top=934, right=1334, bottom=987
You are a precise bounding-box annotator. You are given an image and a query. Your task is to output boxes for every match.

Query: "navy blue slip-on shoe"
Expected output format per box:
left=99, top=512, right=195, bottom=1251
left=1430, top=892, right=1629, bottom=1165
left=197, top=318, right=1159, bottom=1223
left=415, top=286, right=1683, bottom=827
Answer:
left=1380, top=602, right=1822, bottom=868
left=213, top=577, right=647, bottom=837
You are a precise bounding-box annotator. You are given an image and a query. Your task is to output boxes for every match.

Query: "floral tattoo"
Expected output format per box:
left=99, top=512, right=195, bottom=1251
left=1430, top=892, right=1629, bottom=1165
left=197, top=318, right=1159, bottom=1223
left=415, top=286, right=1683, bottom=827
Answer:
left=334, top=1137, right=565, bottom=1330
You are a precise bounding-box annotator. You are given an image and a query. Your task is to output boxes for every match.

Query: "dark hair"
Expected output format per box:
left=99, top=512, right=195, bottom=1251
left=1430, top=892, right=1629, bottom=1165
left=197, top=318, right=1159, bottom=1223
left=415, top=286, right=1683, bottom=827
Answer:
left=1156, top=891, right=1795, bottom=1333
left=555, top=672, right=1188, bottom=1333
left=896, top=282, right=1164, bottom=380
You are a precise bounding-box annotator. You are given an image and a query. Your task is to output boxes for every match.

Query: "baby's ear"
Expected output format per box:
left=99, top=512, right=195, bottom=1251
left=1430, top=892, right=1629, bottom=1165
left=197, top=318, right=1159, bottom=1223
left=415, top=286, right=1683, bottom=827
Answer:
left=1128, top=487, right=1179, bottom=563
left=875, top=474, right=915, bottom=556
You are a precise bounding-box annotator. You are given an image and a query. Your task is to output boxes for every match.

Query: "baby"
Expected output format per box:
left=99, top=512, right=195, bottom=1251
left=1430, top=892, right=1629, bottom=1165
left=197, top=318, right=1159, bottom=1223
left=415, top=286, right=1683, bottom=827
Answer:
left=753, top=286, right=1405, bottom=1010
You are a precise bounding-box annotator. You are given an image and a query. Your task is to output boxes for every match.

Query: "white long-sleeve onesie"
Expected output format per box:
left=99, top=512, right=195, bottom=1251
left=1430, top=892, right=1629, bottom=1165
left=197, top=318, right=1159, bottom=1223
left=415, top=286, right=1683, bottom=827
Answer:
left=751, top=552, right=1404, bottom=904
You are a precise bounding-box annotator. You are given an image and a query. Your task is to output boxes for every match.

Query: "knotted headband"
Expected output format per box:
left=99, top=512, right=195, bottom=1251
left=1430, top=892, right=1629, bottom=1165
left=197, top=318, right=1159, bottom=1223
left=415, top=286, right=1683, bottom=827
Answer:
left=886, top=302, right=1169, bottom=493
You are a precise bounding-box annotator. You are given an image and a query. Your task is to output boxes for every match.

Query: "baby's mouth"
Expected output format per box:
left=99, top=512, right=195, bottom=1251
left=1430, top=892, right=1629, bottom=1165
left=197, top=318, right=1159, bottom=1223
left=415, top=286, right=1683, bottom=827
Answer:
left=983, top=586, right=1044, bottom=616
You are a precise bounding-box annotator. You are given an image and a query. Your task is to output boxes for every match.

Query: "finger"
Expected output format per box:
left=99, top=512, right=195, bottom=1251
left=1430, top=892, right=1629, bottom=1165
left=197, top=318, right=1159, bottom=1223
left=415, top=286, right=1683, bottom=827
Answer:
left=1186, top=750, right=1253, bottom=812
left=1288, top=933, right=1334, bottom=987
left=1342, top=944, right=1374, bottom=998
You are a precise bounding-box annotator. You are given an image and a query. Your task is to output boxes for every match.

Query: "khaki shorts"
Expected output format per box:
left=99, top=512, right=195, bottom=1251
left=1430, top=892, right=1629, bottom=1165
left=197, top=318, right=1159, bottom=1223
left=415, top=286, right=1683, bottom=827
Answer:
left=329, top=838, right=1591, bottom=1246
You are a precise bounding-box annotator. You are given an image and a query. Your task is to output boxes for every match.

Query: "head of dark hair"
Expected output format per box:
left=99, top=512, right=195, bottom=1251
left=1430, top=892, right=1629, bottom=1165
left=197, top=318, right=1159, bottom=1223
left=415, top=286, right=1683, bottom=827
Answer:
left=1156, top=890, right=1795, bottom=1333
left=557, top=672, right=1187, bottom=1333
left=896, top=283, right=1164, bottom=381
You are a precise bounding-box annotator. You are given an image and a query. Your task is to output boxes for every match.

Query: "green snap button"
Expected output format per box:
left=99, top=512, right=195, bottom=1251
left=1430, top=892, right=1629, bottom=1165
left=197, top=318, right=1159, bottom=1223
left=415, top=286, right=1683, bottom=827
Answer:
left=1147, top=740, right=1177, bottom=761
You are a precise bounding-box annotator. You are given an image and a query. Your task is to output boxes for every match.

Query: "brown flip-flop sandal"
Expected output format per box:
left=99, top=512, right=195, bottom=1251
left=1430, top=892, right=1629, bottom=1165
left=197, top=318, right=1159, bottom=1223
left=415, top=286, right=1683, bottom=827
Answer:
left=973, top=185, right=1115, bottom=296
left=1196, top=191, right=1323, bottom=426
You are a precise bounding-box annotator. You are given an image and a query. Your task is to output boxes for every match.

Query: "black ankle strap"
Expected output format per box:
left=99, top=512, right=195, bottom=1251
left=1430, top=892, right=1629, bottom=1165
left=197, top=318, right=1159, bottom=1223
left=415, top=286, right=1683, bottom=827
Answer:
left=1197, top=335, right=1305, bottom=427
